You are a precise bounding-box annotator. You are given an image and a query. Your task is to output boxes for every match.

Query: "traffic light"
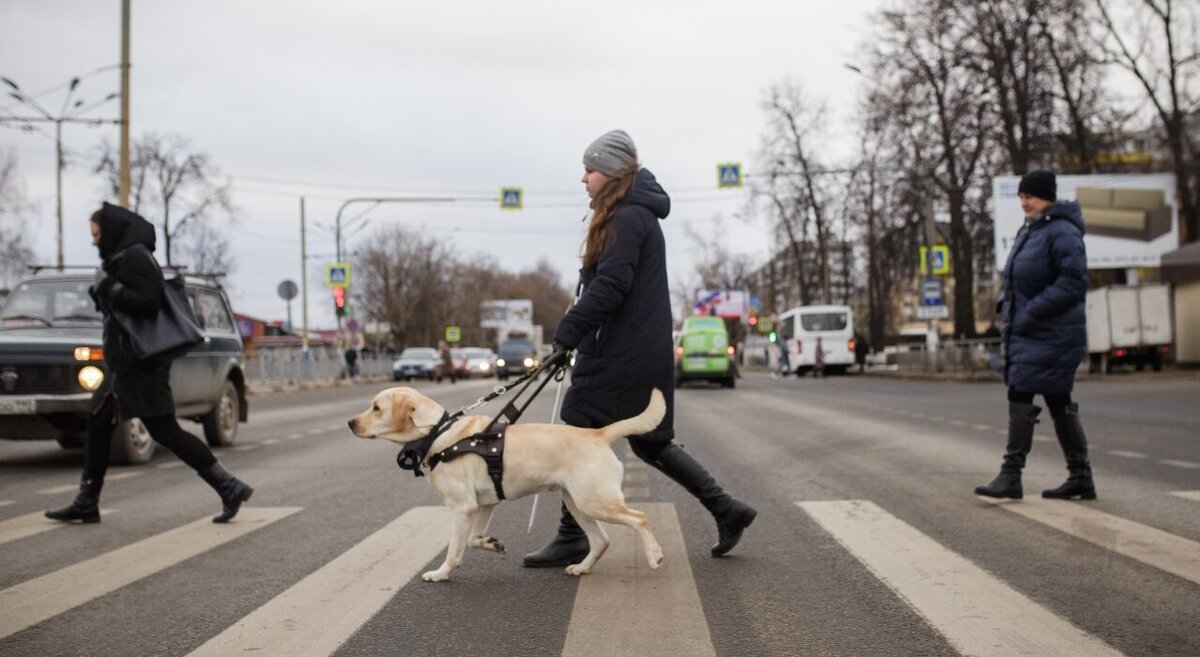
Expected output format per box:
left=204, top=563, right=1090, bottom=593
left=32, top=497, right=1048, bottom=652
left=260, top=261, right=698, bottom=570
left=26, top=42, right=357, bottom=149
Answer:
left=768, top=331, right=777, bottom=343
left=748, top=314, right=758, bottom=327
left=332, top=287, right=346, bottom=317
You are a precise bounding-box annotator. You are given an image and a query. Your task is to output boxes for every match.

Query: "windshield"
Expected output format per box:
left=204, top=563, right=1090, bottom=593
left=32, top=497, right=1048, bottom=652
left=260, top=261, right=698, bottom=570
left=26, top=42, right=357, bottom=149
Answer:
left=499, top=340, right=534, bottom=357
left=0, top=278, right=102, bottom=327
left=399, top=348, right=438, bottom=359
left=800, top=312, right=848, bottom=332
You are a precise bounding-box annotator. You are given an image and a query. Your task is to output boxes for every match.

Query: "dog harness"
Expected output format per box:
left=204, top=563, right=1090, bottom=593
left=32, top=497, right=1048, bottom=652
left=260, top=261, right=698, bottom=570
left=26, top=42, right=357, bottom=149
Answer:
left=426, top=426, right=507, bottom=500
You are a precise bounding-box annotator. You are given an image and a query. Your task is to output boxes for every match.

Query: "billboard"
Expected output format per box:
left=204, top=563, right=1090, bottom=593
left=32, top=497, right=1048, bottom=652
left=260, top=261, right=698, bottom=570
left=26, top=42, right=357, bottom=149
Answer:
left=480, top=299, right=533, bottom=329
left=693, top=289, right=749, bottom=318
left=993, top=173, right=1178, bottom=271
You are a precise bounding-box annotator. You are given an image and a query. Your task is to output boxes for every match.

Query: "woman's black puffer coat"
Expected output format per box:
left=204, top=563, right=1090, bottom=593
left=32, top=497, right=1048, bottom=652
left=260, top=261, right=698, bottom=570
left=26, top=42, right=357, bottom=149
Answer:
left=554, top=169, right=675, bottom=442
left=92, top=202, right=175, bottom=419
left=1000, top=200, right=1088, bottom=395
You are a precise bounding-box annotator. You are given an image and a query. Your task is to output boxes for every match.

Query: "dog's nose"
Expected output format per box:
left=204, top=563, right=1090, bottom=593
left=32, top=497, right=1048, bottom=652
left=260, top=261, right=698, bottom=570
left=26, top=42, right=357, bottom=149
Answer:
left=346, top=419, right=355, bottom=431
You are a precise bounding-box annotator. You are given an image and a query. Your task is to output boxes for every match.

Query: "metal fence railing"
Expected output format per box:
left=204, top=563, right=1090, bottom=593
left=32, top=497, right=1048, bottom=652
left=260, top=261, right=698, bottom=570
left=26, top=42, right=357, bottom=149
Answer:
left=243, top=348, right=392, bottom=383
left=891, top=338, right=1003, bottom=376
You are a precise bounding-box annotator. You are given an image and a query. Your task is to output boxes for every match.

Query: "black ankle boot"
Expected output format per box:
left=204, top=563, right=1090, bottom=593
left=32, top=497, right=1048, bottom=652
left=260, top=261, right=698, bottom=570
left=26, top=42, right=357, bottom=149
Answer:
left=197, top=462, right=254, bottom=523
left=975, top=402, right=1039, bottom=499
left=1043, top=404, right=1096, bottom=500
left=651, top=443, right=756, bottom=557
left=523, top=504, right=589, bottom=568
left=45, top=476, right=103, bottom=524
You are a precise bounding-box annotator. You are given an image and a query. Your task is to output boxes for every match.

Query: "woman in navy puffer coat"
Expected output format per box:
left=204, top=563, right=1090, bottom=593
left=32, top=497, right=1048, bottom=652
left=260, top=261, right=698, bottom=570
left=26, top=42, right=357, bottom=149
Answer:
left=976, top=170, right=1097, bottom=501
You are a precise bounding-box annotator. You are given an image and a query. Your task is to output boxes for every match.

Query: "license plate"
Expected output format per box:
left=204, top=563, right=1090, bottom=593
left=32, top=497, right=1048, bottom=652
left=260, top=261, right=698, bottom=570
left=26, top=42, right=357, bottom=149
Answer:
left=0, top=397, right=36, bottom=415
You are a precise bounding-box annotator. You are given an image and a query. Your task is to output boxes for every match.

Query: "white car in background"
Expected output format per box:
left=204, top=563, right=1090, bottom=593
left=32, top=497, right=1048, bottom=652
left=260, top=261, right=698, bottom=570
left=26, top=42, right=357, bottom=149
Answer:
left=392, top=347, right=440, bottom=381
left=461, top=347, right=497, bottom=379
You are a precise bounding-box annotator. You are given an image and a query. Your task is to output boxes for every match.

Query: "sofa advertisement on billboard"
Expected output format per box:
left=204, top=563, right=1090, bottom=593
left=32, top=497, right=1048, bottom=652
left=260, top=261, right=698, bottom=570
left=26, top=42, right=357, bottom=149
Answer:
left=993, top=173, right=1178, bottom=271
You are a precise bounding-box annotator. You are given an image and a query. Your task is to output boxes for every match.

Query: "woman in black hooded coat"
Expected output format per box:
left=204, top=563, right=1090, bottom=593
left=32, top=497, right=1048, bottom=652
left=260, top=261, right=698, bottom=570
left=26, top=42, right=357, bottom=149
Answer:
left=46, top=203, right=254, bottom=524
left=523, top=131, right=756, bottom=568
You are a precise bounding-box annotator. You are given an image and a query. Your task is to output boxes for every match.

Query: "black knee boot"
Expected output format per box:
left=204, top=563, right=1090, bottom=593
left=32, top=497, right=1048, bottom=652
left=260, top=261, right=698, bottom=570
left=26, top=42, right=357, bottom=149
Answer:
left=651, top=443, right=756, bottom=557
left=975, top=402, right=1040, bottom=499
left=523, top=503, right=590, bottom=568
left=197, top=462, right=254, bottom=523
left=45, top=476, right=103, bottom=524
left=1042, top=404, right=1097, bottom=500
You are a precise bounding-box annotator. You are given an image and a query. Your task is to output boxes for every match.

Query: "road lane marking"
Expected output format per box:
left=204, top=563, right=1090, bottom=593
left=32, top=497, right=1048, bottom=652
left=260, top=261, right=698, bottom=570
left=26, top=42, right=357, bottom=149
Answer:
left=971, top=424, right=992, bottom=431
left=188, top=506, right=448, bottom=657
left=0, top=510, right=116, bottom=547
left=0, top=501, right=14, bottom=508
left=261, top=438, right=282, bottom=446
left=0, top=507, right=300, bottom=641
left=1034, top=435, right=1053, bottom=443
left=947, top=419, right=967, bottom=427
left=156, top=461, right=186, bottom=469
left=563, top=503, right=716, bottom=657
left=306, top=428, right=324, bottom=435
left=798, top=500, right=1125, bottom=657
left=996, top=498, right=1200, bottom=586
left=1170, top=491, right=1200, bottom=502
left=37, top=471, right=142, bottom=495
left=1108, top=450, right=1147, bottom=459
left=624, top=470, right=649, bottom=484
left=232, top=444, right=260, bottom=452
left=1160, top=459, right=1200, bottom=469
left=623, top=486, right=650, bottom=499
left=286, top=433, right=304, bottom=440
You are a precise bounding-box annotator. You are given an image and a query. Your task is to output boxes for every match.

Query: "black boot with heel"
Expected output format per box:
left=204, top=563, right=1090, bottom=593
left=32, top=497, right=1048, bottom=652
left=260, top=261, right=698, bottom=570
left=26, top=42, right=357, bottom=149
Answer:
left=197, top=462, right=254, bottom=523
left=651, top=443, right=756, bottom=557
left=45, top=476, right=103, bottom=524
left=522, top=503, right=590, bottom=568
left=975, top=402, right=1040, bottom=499
left=1042, top=403, right=1097, bottom=500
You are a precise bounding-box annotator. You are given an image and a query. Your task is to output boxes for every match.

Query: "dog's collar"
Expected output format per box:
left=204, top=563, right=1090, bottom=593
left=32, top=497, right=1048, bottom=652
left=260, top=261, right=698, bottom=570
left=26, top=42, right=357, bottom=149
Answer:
left=396, top=411, right=453, bottom=477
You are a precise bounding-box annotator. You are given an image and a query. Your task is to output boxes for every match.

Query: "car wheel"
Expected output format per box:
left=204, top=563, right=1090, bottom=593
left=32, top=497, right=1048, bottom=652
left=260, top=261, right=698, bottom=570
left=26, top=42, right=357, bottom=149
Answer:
left=203, top=380, right=240, bottom=447
left=110, top=418, right=155, bottom=465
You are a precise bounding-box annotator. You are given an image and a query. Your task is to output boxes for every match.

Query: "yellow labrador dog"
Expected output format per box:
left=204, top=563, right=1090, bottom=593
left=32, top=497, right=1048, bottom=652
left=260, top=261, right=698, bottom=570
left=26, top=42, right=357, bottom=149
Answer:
left=348, top=386, right=666, bottom=582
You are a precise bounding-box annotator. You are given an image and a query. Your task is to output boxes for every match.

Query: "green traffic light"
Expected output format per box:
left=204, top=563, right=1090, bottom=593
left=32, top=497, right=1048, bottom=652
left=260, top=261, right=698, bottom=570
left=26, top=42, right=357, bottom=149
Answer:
left=768, top=331, right=777, bottom=343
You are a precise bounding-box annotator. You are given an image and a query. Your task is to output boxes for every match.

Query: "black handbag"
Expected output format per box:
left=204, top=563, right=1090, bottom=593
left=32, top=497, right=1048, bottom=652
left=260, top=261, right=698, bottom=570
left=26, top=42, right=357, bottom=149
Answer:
left=113, top=276, right=204, bottom=361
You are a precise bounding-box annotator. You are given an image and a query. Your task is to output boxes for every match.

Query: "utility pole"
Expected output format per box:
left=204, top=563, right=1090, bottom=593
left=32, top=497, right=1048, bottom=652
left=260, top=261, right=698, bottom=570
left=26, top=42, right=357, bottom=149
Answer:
left=300, top=196, right=310, bottom=356
left=118, top=0, right=132, bottom=208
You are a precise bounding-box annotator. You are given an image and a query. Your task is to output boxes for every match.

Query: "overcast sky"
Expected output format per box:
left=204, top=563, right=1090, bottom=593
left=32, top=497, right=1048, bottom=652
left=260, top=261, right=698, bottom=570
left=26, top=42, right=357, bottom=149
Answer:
left=2, top=0, right=884, bottom=330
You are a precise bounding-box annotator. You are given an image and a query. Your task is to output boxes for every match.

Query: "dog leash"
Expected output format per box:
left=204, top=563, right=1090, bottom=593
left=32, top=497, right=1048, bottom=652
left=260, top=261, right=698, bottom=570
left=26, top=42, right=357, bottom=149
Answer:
left=395, top=359, right=568, bottom=477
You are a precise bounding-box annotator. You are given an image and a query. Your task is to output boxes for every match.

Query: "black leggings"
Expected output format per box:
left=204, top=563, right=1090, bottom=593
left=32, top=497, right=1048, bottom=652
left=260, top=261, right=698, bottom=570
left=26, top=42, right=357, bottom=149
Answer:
left=1007, top=388, right=1072, bottom=410
left=83, top=395, right=217, bottom=480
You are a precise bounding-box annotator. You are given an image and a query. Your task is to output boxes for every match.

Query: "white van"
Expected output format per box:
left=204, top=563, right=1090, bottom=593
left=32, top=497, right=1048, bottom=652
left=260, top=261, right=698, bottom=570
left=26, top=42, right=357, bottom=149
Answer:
left=777, top=305, right=856, bottom=375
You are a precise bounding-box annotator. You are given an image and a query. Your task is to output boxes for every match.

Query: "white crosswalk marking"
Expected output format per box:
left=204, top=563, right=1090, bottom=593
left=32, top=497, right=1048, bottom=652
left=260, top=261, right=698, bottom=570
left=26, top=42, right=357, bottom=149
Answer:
left=156, top=461, right=186, bottom=469
left=188, top=506, right=449, bottom=657
left=1161, top=459, right=1200, bottom=469
left=0, top=500, right=14, bottom=507
left=624, top=470, right=648, bottom=484
left=1170, top=491, right=1200, bottom=502
left=562, top=503, right=716, bottom=657
left=0, top=509, right=117, bottom=547
left=1108, top=450, right=1146, bottom=459
left=0, top=507, right=300, bottom=641
left=798, top=500, right=1126, bottom=657
left=622, top=486, right=650, bottom=499
left=995, top=498, right=1200, bottom=586
left=37, top=471, right=142, bottom=495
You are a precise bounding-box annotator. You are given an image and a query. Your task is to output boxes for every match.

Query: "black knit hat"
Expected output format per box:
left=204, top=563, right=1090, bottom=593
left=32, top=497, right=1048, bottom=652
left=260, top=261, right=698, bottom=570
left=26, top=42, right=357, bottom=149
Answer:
left=1018, top=170, right=1056, bottom=202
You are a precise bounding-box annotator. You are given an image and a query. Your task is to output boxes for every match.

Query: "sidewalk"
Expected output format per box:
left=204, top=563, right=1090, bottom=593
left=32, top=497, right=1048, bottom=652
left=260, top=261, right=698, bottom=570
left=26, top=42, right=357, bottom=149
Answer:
left=860, top=365, right=1200, bottom=384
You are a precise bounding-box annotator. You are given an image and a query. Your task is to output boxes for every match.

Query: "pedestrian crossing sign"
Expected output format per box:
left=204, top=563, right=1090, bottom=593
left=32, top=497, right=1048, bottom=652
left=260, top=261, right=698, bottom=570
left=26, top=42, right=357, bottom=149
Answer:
left=500, top=187, right=523, bottom=210
left=326, top=262, right=351, bottom=289
left=919, top=245, right=951, bottom=275
left=445, top=325, right=461, bottom=343
left=717, top=163, right=742, bottom=188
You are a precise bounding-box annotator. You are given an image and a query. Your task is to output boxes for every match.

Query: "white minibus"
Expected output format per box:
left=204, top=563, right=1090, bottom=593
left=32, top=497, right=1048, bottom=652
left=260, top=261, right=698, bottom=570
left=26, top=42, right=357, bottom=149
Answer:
left=777, top=305, right=856, bottom=375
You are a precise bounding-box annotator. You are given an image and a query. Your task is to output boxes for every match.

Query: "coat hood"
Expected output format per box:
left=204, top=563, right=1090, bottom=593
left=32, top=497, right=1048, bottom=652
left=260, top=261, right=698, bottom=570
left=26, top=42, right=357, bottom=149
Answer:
left=96, top=202, right=156, bottom=259
left=624, top=169, right=671, bottom=220
left=1044, top=200, right=1086, bottom=235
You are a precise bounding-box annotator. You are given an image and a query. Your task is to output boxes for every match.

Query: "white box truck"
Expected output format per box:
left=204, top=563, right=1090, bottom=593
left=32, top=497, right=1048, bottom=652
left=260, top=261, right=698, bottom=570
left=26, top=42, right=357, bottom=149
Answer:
left=1086, top=284, right=1173, bottom=373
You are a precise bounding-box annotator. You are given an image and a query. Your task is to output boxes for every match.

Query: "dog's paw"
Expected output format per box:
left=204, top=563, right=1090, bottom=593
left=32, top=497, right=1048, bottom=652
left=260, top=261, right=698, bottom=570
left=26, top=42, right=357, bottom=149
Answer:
left=565, top=564, right=590, bottom=577
left=470, top=536, right=506, bottom=553
left=647, top=549, right=664, bottom=570
left=422, top=570, right=451, bottom=582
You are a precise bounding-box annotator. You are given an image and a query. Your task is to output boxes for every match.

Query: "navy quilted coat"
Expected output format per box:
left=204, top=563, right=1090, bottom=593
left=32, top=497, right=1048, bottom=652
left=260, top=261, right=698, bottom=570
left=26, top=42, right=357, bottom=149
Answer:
left=553, top=169, right=675, bottom=442
left=1000, top=201, right=1088, bottom=394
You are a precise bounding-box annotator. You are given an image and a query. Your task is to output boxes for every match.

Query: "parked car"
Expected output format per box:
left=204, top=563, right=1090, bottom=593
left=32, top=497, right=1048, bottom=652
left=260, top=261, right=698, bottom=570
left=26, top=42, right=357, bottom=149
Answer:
left=392, top=347, right=440, bottom=381
left=675, top=315, right=736, bottom=388
left=0, top=270, right=249, bottom=464
left=461, top=347, right=497, bottom=378
left=495, top=339, right=538, bottom=380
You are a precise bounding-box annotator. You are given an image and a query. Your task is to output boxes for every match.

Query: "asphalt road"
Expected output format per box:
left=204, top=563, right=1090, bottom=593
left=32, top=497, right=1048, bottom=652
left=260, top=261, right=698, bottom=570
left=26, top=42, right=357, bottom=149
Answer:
left=1, top=371, right=1197, bottom=656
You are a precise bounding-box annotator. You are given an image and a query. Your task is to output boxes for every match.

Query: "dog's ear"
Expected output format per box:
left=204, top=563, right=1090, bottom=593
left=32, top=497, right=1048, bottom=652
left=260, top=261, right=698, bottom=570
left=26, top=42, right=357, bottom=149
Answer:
left=409, top=395, right=445, bottom=430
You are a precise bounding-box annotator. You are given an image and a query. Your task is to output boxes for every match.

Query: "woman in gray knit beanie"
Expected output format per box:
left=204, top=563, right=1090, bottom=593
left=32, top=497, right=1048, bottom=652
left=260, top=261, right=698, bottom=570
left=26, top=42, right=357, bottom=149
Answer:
left=523, top=130, right=757, bottom=569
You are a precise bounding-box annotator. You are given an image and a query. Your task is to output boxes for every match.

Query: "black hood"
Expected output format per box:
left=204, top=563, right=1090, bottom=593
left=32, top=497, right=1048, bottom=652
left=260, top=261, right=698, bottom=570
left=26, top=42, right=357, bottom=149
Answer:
left=1045, top=200, right=1086, bottom=235
left=623, top=169, right=671, bottom=220
left=96, top=202, right=156, bottom=260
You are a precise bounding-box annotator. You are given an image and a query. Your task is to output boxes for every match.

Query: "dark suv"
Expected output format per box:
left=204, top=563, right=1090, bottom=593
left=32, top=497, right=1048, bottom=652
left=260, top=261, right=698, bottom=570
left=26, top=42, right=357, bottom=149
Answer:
left=0, top=270, right=248, bottom=464
left=495, top=339, right=539, bottom=380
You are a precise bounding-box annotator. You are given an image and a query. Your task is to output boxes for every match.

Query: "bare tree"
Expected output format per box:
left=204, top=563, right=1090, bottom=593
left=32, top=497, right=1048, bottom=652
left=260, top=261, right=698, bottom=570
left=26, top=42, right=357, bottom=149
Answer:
left=0, top=151, right=37, bottom=287
left=95, top=133, right=236, bottom=271
left=1094, top=0, right=1200, bottom=241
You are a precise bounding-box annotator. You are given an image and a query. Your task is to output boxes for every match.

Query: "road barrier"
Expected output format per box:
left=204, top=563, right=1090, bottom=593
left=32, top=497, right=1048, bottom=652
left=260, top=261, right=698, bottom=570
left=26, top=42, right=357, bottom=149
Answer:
left=892, top=338, right=1003, bottom=377
left=244, top=348, right=392, bottom=383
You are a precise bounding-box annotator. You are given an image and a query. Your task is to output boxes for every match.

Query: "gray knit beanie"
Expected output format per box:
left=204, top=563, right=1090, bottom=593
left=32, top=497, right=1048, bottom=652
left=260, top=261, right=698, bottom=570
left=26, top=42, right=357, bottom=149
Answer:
left=582, top=130, right=638, bottom=177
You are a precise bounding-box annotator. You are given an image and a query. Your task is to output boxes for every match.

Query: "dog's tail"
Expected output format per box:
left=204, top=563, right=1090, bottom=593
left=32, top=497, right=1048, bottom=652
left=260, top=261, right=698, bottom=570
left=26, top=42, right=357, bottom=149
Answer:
left=598, top=388, right=666, bottom=444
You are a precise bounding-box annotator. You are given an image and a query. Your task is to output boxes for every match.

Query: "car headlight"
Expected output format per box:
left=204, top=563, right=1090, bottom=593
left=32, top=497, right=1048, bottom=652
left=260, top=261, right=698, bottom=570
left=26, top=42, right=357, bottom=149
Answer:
left=496, top=358, right=506, bottom=367
left=523, top=357, right=534, bottom=368
left=479, top=362, right=490, bottom=371
left=78, top=365, right=104, bottom=391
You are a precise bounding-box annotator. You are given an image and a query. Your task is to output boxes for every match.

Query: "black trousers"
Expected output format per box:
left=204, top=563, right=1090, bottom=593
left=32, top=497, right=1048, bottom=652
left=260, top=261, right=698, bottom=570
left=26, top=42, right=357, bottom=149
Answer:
left=1007, top=387, right=1072, bottom=410
left=83, top=393, right=217, bottom=481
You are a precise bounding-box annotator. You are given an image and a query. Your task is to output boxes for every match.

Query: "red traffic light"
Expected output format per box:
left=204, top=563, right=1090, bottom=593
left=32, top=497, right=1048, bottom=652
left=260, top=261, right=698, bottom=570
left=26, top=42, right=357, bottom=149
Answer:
left=748, top=315, right=758, bottom=326
left=332, top=287, right=346, bottom=307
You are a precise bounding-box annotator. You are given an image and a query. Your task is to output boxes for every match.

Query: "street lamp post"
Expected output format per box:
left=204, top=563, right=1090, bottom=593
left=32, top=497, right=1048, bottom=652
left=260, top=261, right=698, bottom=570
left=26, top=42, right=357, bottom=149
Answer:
left=1, top=75, right=120, bottom=269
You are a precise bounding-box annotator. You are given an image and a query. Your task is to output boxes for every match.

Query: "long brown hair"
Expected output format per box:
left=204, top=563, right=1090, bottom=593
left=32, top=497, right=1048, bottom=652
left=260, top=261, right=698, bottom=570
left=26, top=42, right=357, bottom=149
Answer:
left=582, top=171, right=636, bottom=267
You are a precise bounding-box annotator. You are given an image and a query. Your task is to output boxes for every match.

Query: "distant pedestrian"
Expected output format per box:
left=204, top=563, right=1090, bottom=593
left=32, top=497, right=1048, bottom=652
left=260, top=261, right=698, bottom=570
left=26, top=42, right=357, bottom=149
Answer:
left=437, top=340, right=457, bottom=384
left=343, top=346, right=359, bottom=378
left=813, top=337, right=825, bottom=378
left=854, top=331, right=869, bottom=373
left=975, top=170, right=1096, bottom=501
left=46, top=203, right=253, bottom=525
left=775, top=340, right=791, bottom=378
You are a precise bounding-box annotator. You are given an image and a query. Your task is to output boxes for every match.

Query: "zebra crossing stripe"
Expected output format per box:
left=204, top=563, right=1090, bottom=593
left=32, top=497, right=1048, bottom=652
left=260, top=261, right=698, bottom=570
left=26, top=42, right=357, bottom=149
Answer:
left=0, top=501, right=14, bottom=507
left=797, top=500, right=1125, bottom=657
left=0, top=507, right=300, bottom=641
left=996, top=498, right=1200, bottom=586
left=1169, top=491, right=1200, bottom=502
left=562, top=503, right=716, bottom=657
left=188, top=506, right=449, bottom=657
left=36, top=471, right=142, bottom=495
left=0, top=510, right=117, bottom=548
